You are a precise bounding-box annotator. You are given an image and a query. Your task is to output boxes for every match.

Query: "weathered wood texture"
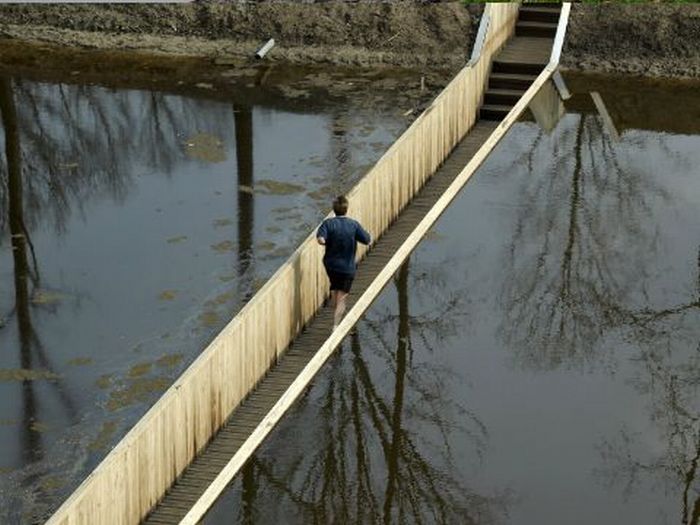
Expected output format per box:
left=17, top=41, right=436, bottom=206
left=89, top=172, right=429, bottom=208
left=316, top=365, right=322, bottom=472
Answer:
left=176, top=63, right=558, bottom=525
left=165, top=122, right=498, bottom=525
left=46, top=4, right=520, bottom=525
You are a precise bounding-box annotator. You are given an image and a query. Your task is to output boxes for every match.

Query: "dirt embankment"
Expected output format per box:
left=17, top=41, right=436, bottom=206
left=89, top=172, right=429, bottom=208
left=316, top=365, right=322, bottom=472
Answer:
left=563, top=3, right=700, bottom=78
left=2, top=3, right=700, bottom=80
left=0, top=3, right=480, bottom=72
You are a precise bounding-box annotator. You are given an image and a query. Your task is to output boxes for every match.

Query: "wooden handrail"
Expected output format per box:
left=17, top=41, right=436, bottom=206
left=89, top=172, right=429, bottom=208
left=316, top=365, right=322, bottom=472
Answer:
left=549, top=2, right=572, bottom=66
left=468, top=6, right=491, bottom=66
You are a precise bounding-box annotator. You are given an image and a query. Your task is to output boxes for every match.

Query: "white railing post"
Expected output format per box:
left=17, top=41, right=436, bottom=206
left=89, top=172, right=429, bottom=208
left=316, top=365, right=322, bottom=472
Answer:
left=549, top=2, right=572, bottom=67
left=468, top=6, right=491, bottom=66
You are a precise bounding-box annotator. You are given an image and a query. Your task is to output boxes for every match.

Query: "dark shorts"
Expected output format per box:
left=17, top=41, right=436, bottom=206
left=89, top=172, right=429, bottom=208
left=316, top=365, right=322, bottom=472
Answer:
left=327, top=270, right=354, bottom=293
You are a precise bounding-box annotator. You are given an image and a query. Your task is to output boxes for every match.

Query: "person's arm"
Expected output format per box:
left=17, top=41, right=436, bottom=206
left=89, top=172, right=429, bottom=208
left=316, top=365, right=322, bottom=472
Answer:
left=355, top=222, right=371, bottom=245
left=317, top=221, right=327, bottom=246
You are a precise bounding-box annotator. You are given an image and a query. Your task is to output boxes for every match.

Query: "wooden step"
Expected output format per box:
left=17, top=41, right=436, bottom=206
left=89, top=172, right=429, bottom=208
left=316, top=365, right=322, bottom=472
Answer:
left=516, top=21, right=558, bottom=38
left=521, top=2, right=561, bottom=9
left=484, top=88, right=525, bottom=106
left=519, top=6, right=560, bottom=23
left=492, top=60, right=545, bottom=76
left=488, top=72, right=537, bottom=90
left=480, top=104, right=512, bottom=121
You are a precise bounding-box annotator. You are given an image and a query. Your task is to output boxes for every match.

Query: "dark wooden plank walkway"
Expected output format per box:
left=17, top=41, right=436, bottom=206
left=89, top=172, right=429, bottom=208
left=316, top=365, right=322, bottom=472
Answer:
left=144, top=7, right=559, bottom=521
left=143, top=121, right=498, bottom=524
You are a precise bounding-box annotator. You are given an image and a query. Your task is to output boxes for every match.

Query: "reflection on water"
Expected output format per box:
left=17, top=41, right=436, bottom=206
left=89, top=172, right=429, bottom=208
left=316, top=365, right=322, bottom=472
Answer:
left=206, top=259, right=511, bottom=525
left=235, top=104, right=254, bottom=292
left=504, top=82, right=700, bottom=522
left=0, top=69, right=405, bottom=521
left=502, top=111, right=672, bottom=370
left=206, top=75, right=700, bottom=524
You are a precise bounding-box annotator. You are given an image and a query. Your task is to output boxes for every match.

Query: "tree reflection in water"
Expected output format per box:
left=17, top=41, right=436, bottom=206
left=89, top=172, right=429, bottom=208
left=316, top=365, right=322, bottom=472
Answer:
left=0, top=77, right=229, bottom=238
left=217, top=259, right=511, bottom=525
left=0, top=76, right=80, bottom=520
left=595, top=248, right=700, bottom=524
left=0, top=75, right=234, bottom=520
left=501, top=113, right=673, bottom=371
left=501, top=107, right=700, bottom=521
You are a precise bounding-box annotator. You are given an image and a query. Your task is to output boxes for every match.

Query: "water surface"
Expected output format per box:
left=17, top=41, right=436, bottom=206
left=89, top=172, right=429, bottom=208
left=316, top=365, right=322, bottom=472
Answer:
left=0, top=65, right=414, bottom=521
left=204, top=74, right=700, bottom=525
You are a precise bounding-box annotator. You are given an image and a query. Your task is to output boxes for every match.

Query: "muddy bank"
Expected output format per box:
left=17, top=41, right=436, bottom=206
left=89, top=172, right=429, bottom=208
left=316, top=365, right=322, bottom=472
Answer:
left=0, top=38, right=451, bottom=132
left=0, top=3, right=480, bottom=71
left=563, top=3, right=700, bottom=78
left=3, top=2, right=700, bottom=80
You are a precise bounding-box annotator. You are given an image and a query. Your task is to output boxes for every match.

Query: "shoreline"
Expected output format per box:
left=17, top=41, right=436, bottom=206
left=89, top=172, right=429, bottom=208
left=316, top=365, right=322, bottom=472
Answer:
left=1, top=3, right=700, bottom=81
left=562, top=3, right=700, bottom=80
left=0, top=2, right=480, bottom=73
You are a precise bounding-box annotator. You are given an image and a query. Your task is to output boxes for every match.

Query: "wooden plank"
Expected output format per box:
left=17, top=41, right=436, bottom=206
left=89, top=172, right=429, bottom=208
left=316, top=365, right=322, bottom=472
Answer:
left=590, top=91, right=621, bottom=142
left=178, top=66, right=557, bottom=524
left=47, top=4, right=524, bottom=525
left=549, top=2, right=572, bottom=65
left=148, top=123, right=494, bottom=524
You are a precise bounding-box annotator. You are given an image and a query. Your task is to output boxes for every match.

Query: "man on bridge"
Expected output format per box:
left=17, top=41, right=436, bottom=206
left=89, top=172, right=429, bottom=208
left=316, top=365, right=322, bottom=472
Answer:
left=317, top=195, right=371, bottom=329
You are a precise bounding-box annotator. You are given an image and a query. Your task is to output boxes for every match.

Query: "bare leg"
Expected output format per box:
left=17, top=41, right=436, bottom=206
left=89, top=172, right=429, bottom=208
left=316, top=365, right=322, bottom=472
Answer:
left=333, top=291, right=348, bottom=329
left=329, top=290, right=339, bottom=325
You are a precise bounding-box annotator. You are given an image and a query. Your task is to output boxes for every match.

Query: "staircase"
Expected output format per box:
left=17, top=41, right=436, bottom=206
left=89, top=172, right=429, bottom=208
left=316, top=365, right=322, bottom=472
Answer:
left=480, top=3, right=561, bottom=121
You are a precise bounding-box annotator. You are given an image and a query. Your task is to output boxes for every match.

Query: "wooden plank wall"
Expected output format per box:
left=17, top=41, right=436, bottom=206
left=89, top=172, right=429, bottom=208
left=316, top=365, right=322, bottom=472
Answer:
left=46, top=4, right=520, bottom=524
left=184, top=60, right=557, bottom=525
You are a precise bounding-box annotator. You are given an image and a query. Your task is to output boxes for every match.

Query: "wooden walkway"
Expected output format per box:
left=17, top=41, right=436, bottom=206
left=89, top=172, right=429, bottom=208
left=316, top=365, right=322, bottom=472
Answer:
left=141, top=5, right=560, bottom=524
left=145, top=121, right=498, bottom=523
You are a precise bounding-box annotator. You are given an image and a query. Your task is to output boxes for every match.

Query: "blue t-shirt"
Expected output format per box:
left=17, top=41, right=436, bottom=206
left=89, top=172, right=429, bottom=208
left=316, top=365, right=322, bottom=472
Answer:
left=317, top=216, right=371, bottom=275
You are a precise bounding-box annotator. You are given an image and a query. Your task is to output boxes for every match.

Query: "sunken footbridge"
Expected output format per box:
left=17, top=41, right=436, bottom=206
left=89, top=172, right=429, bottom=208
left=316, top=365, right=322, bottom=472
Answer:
left=47, top=3, right=570, bottom=524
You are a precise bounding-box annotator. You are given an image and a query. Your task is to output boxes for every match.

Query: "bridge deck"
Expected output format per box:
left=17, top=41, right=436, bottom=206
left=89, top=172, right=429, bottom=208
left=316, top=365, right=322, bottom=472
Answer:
left=143, top=5, right=559, bottom=522
left=144, top=122, right=498, bottom=524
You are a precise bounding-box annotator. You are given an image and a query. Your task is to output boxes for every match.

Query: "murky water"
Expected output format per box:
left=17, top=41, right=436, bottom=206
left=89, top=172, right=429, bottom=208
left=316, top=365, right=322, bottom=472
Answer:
left=0, top=63, right=416, bottom=521
left=205, top=74, right=700, bottom=524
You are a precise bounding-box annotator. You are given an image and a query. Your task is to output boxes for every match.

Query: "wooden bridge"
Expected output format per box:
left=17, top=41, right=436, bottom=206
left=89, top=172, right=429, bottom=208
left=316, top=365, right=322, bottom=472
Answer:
left=47, top=3, right=570, bottom=524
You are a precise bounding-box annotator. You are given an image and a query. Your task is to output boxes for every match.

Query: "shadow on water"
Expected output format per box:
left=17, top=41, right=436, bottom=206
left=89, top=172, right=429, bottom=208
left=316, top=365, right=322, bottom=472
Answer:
left=0, top=79, right=190, bottom=237
left=0, top=76, right=91, bottom=520
left=500, top=111, right=670, bottom=370
left=207, top=258, right=512, bottom=525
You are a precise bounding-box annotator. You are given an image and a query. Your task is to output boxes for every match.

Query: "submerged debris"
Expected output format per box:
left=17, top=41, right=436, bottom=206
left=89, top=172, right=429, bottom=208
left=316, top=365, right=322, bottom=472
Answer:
left=0, top=368, right=60, bottom=382
left=255, top=179, right=306, bottom=195
left=184, top=132, right=225, bottom=163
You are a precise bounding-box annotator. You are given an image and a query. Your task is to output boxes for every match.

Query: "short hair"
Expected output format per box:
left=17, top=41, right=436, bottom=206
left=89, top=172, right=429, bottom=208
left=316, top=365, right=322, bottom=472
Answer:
left=333, top=195, right=348, bottom=216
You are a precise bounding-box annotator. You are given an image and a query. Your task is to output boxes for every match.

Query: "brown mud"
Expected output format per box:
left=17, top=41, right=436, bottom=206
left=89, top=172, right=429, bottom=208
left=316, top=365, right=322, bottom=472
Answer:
left=563, top=3, right=700, bottom=79
left=3, top=3, right=700, bottom=80
left=0, top=37, right=451, bottom=130
left=0, top=3, right=480, bottom=71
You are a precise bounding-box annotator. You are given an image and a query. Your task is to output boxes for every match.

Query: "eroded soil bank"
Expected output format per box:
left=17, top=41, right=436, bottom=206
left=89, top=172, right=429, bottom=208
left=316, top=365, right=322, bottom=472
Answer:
left=0, top=3, right=480, bottom=72
left=3, top=2, right=700, bottom=79
left=563, top=3, right=700, bottom=78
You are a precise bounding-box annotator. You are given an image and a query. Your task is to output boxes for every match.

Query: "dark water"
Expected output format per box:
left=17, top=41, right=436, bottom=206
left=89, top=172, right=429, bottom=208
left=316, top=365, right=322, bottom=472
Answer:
left=0, top=70, right=409, bottom=521
left=205, top=75, right=700, bottom=525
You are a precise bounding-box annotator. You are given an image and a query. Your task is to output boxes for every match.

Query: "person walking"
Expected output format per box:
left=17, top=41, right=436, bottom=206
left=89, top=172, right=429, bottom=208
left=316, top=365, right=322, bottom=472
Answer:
left=317, top=195, right=371, bottom=329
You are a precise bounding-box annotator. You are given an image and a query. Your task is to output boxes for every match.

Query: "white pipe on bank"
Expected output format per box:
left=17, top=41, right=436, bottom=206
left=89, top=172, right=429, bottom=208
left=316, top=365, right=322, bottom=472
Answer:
left=255, top=38, right=275, bottom=59
left=549, top=2, right=572, bottom=67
